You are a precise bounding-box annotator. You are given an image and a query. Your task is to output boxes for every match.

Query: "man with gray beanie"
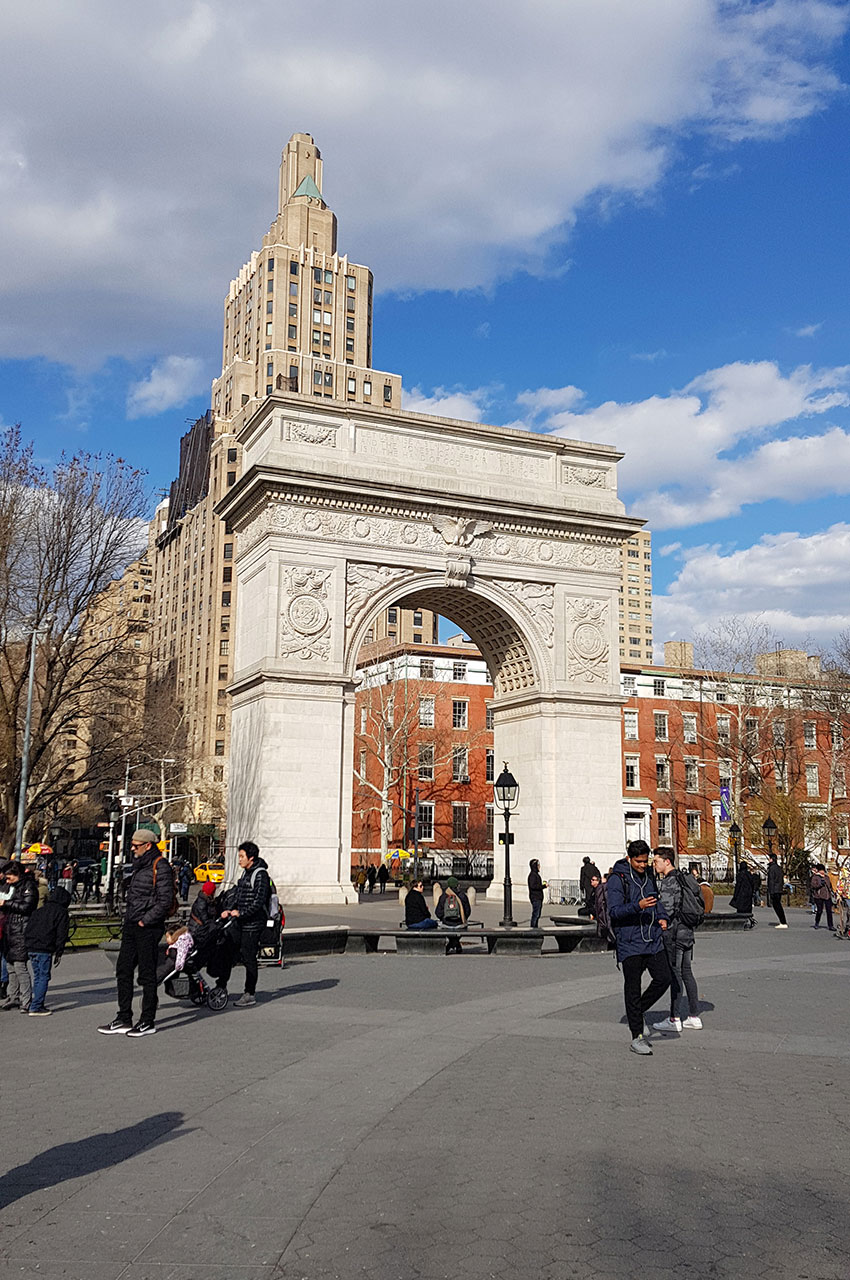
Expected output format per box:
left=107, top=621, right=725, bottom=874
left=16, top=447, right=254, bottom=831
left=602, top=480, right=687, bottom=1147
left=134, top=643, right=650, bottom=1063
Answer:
left=98, top=828, right=175, bottom=1037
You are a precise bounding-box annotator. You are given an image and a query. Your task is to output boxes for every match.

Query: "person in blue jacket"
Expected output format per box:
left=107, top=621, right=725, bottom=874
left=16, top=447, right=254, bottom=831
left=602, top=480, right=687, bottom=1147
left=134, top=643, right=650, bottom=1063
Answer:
left=606, top=839, right=671, bottom=1056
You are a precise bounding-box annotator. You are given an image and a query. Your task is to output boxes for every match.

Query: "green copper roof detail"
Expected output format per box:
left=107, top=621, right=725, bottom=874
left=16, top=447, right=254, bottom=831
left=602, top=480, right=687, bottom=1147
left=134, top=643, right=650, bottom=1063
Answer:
left=292, top=175, right=323, bottom=201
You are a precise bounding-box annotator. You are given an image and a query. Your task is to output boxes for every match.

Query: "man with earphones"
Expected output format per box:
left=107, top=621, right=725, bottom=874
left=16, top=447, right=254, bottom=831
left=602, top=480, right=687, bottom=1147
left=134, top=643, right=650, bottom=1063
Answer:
left=606, top=839, right=672, bottom=1056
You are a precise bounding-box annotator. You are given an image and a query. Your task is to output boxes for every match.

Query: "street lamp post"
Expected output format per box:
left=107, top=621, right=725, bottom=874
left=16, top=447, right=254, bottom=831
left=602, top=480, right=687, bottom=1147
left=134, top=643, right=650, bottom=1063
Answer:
left=729, top=821, right=742, bottom=874
left=493, top=763, right=519, bottom=929
left=14, top=627, right=39, bottom=858
left=105, top=804, right=122, bottom=909
left=763, top=816, right=777, bottom=860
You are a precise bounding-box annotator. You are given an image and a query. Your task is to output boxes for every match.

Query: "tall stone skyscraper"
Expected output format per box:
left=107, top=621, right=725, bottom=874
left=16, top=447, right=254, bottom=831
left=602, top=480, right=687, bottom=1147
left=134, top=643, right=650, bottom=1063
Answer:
left=147, top=135, right=428, bottom=828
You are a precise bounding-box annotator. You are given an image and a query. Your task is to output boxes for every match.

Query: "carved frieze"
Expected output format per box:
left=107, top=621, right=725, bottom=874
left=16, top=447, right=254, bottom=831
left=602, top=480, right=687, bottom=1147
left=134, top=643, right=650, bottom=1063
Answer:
left=279, top=567, right=332, bottom=661
left=237, top=496, right=620, bottom=573
left=357, top=428, right=548, bottom=484
left=565, top=598, right=610, bottom=683
left=563, top=463, right=608, bottom=488
left=284, top=420, right=338, bottom=448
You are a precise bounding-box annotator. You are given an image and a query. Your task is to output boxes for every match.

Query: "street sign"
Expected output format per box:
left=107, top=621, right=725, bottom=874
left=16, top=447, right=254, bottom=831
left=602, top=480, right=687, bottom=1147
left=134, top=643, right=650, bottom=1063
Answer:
left=170, top=822, right=188, bottom=834
left=498, top=833, right=515, bottom=845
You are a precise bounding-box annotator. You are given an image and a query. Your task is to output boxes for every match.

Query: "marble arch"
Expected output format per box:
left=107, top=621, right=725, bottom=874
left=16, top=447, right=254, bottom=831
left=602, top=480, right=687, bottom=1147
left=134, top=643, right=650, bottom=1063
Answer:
left=219, top=394, right=643, bottom=903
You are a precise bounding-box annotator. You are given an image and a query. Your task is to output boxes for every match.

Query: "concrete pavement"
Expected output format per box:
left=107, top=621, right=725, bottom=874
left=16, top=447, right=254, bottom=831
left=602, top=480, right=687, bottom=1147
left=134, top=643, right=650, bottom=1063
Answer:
left=0, top=905, right=847, bottom=1279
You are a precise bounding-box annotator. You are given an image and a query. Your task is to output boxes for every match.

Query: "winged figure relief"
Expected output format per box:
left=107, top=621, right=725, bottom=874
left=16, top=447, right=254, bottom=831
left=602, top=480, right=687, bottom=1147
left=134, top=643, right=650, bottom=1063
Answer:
left=430, top=515, right=494, bottom=548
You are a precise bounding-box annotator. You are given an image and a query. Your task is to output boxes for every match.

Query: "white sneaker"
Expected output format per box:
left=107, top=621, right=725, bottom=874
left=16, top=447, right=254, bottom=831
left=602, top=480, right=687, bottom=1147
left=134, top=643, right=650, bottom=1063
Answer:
left=774, top=923, right=789, bottom=929
left=682, top=1016, right=703, bottom=1029
left=651, top=1016, right=682, bottom=1034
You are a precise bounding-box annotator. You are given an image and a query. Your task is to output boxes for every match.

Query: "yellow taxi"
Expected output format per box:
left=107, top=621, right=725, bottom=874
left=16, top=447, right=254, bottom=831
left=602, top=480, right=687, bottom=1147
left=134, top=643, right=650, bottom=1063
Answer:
left=193, top=861, right=225, bottom=883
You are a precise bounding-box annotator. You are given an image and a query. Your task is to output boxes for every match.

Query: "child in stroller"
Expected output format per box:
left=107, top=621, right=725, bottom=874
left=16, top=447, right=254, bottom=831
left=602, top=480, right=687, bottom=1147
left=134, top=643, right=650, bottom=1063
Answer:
left=159, top=883, right=232, bottom=1012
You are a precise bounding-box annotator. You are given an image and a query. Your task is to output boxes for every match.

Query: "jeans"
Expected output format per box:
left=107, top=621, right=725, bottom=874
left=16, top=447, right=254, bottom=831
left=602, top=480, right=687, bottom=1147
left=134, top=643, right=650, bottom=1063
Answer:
left=770, top=893, right=787, bottom=925
left=116, top=925, right=163, bottom=1025
left=622, top=950, right=672, bottom=1039
left=29, top=951, right=52, bottom=1011
left=406, top=917, right=438, bottom=930
left=6, top=960, right=33, bottom=1010
left=666, top=940, right=699, bottom=1018
left=814, top=898, right=834, bottom=929
left=530, top=898, right=543, bottom=928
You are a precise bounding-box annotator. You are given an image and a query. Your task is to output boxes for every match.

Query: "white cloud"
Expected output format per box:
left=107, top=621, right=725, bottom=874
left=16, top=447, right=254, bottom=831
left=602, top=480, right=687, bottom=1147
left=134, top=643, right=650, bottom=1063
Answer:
left=402, top=385, right=491, bottom=422
left=126, top=356, right=206, bottom=419
left=795, top=322, right=824, bottom=337
left=0, top=1, right=846, bottom=362
left=529, top=359, right=850, bottom=527
left=653, top=524, right=850, bottom=653
left=630, top=349, right=669, bottom=363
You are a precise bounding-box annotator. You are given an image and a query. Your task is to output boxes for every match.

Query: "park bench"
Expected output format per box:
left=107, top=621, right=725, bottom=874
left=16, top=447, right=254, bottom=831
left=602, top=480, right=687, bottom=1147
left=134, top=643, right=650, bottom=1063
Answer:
left=345, top=924, right=605, bottom=955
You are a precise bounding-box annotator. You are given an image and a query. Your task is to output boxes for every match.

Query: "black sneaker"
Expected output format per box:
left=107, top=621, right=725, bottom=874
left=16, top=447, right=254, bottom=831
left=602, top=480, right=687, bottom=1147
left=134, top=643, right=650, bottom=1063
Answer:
left=126, top=1021, right=157, bottom=1037
left=98, top=1018, right=132, bottom=1035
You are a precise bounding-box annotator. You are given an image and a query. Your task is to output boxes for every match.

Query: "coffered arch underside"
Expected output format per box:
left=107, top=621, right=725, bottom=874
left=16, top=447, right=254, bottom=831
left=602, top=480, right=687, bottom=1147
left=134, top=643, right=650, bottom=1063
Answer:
left=403, top=587, right=537, bottom=697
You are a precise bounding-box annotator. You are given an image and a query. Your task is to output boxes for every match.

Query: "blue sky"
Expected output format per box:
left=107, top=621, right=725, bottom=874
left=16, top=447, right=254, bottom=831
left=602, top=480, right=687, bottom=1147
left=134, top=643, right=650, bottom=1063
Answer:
left=2, top=0, right=850, bottom=655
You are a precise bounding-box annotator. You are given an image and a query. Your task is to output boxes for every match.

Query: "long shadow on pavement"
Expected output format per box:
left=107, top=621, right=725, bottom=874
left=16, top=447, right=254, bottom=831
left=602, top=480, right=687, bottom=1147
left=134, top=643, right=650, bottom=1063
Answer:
left=0, top=1111, right=187, bottom=1211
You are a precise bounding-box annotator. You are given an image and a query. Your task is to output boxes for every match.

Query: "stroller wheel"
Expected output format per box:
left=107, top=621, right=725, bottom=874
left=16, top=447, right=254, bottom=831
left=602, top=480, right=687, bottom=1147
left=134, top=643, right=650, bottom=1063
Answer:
left=207, top=986, right=228, bottom=1011
left=190, top=987, right=206, bottom=1006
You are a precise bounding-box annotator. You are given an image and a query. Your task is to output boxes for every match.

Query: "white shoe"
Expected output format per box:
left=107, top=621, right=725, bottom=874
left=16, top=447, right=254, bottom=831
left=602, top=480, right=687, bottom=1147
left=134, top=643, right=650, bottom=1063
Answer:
left=774, top=923, right=789, bottom=929
left=651, top=1016, right=682, bottom=1034
left=682, top=1016, right=703, bottom=1029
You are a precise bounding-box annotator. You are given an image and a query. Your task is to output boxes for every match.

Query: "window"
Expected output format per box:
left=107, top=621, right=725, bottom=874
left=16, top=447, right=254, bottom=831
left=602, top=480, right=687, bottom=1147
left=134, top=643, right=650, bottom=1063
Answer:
left=804, top=720, right=817, bottom=749
left=773, top=719, right=786, bottom=747
left=452, top=699, right=468, bottom=730
left=420, top=658, right=435, bottom=679
left=214, top=740, right=225, bottom=756
left=288, top=324, right=297, bottom=340
left=486, top=749, right=494, bottom=783
left=324, top=270, right=333, bottom=284
left=685, top=759, right=700, bottom=791
left=227, top=471, right=236, bottom=486
left=623, top=709, right=639, bottom=739
left=747, top=766, right=761, bottom=795
left=223, top=542, right=233, bottom=560
left=360, top=707, right=367, bottom=734
left=214, top=766, right=224, bottom=782
left=288, top=302, right=297, bottom=317
left=836, top=767, right=847, bottom=799
left=774, top=762, right=786, bottom=793
left=418, top=744, right=434, bottom=781
left=452, top=747, right=468, bottom=781
left=387, top=607, right=398, bottom=623
left=625, top=755, right=640, bottom=789
left=314, top=267, right=322, bottom=282
left=222, top=567, right=232, bottom=583
left=486, top=805, right=495, bottom=844
left=359, top=749, right=367, bottom=781
left=745, top=717, right=759, bottom=747
left=686, top=811, right=701, bottom=842
left=682, top=713, right=697, bottom=744
left=452, top=804, right=468, bottom=841
left=384, top=385, right=393, bottom=403
left=717, top=715, right=731, bottom=745
left=414, top=633, right=422, bottom=644
left=347, top=378, right=356, bottom=394
left=485, top=706, right=494, bottom=730
left=227, top=448, right=237, bottom=463
left=363, top=380, right=372, bottom=396
left=218, top=665, right=228, bottom=681
left=452, top=661, right=467, bottom=681
left=832, top=722, right=844, bottom=748
left=289, top=282, right=298, bottom=296
left=221, top=591, right=231, bottom=606
left=718, top=760, right=732, bottom=791
left=413, top=611, right=423, bottom=626
left=323, top=310, right=332, bottom=325
left=653, top=678, right=666, bottom=696
left=346, top=275, right=356, bottom=291
left=289, top=260, right=298, bottom=275
left=806, top=764, right=820, bottom=796
left=837, top=823, right=849, bottom=848
left=622, top=676, right=636, bottom=694
left=216, top=714, right=226, bottom=731
left=417, top=801, right=434, bottom=842
left=654, top=712, right=668, bottom=741
left=656, top=757, right=670, bottom=790
left=419, top=696, right=435, bottom=728
left=219, top=639, right=229, bottom=656
left=657, top=811, right=672, bottom=841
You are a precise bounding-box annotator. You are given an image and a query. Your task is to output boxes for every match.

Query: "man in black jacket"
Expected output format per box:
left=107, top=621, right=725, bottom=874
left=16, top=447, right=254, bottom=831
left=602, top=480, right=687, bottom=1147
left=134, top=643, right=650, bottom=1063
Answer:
left=218, top=841, right=271, bottom=1007
left=98, top=828, right=175, bottom=1037
left=24, top=886, right=71, bottom=1015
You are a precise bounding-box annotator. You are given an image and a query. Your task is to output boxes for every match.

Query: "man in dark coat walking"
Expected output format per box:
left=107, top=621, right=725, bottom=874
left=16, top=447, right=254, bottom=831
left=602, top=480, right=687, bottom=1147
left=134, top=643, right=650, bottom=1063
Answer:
left=528, top=859, right=545, bottom=929
left=766, top=851, right=787, bottom=927
left=98, top=828, right=175, bottom=1037
left=606, top=840, right=671, bottom=1056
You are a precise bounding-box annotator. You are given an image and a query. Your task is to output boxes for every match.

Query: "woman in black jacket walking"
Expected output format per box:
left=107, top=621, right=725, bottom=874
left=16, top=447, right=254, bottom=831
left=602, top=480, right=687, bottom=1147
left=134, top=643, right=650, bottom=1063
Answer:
left=1, top=863, right=37, bottom=1011
left=766, top=852, right=787, bottom=927
left=528, top=859, right=545, bottom=929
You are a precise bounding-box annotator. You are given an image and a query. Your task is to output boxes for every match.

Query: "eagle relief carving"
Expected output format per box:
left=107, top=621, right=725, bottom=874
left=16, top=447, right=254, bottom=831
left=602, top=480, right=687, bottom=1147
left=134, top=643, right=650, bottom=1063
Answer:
left=430, top=514, right=493, bottom=548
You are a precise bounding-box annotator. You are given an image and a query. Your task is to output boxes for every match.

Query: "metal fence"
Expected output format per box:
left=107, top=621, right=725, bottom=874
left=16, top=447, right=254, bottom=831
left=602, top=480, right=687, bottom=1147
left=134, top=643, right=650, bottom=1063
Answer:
left=547, top=878, right=581, bottom=905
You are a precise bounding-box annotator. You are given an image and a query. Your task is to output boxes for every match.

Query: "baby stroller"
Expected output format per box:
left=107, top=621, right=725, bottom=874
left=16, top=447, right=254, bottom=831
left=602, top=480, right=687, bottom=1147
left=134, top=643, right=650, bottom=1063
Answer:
left=161, top=919, right=236, bottom=1012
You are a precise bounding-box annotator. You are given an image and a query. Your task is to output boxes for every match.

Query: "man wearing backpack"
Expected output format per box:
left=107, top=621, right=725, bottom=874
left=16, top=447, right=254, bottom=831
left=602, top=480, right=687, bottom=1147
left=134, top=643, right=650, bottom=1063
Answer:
left=606, top=840, right=671, bottom=1056
left=218, top=841, right=271, bottom=1006
left=651, top=847, right=704, bottom=1034
left=98, top=828, right=176, bottom=1038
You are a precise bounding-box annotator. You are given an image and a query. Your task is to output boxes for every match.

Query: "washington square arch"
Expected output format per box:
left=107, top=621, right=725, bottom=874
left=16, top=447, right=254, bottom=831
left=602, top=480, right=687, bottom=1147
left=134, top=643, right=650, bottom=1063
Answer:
left=218, top=394, right=642, bottom=904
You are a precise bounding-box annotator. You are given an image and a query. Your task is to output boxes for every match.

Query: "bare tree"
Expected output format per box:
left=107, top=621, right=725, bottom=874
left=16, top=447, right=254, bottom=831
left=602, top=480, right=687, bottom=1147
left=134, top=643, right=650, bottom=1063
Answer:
left=0, top=426, right=147, bottom=854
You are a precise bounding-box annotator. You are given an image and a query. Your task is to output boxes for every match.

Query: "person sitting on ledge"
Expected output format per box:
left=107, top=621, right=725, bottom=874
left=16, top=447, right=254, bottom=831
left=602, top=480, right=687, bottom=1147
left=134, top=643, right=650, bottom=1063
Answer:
left=404, top=880, right=438, bottom=931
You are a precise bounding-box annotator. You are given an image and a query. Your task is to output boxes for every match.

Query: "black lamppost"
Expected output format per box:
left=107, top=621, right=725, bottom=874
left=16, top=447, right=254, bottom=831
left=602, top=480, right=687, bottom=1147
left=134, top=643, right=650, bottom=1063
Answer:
left=729, top=821, right=742, bottom=873
left=762, top=816, right=777, bottom=859
left=494, top=763, right=519, bottom=929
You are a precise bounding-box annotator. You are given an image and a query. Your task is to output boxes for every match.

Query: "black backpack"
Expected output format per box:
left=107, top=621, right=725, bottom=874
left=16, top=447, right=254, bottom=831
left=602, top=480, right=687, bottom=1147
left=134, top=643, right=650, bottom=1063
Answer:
left=676, top=871, right=706, bottom=929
